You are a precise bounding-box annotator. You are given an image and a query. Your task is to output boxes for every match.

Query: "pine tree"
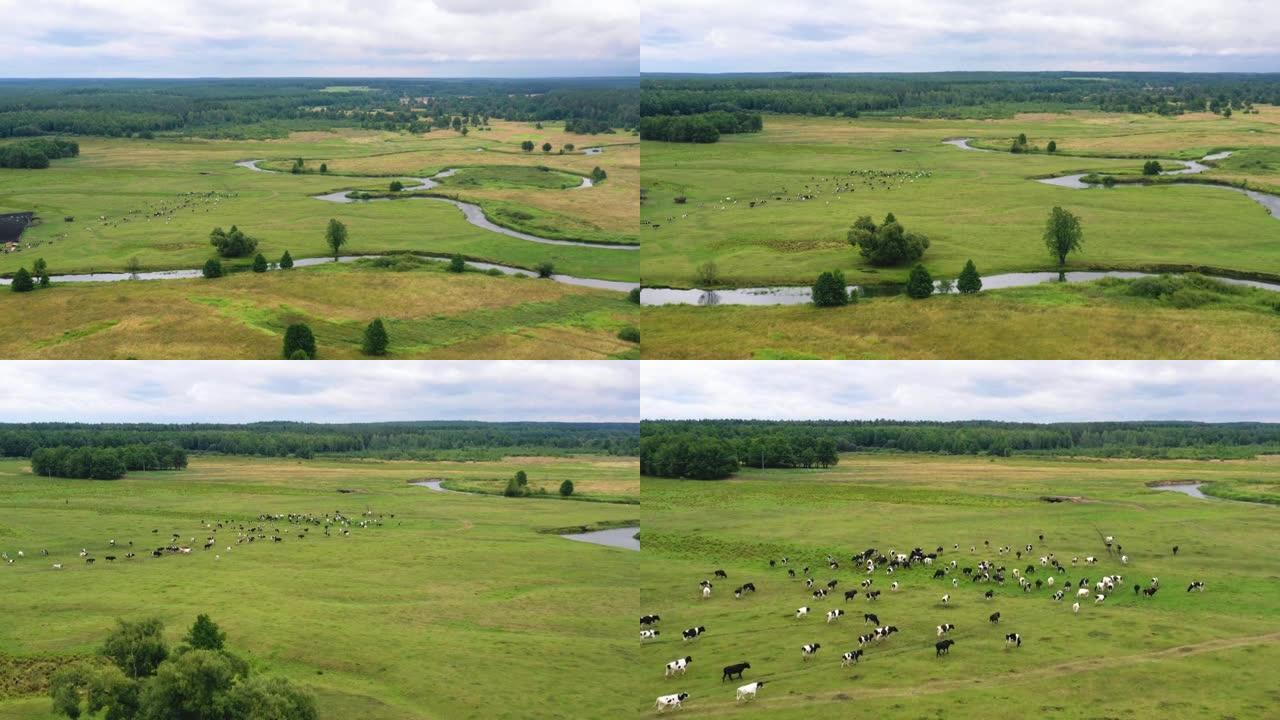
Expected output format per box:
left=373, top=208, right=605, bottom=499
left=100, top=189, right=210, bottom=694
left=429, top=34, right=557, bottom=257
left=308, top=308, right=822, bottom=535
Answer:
left=957, top=259, right=982, bottom=294
left=283, top=324, right=316, bottom=359
left=202, top=259, right=223, bottom=279
left=10, top=267, right=34, bottom=292
left=184, top=614, right=226, bottom=650
left=252, top=253, right=268, bottom=273
left=362, top=318, right=389, bottom=356
left=906, top=264, right=934, bottom=299
left=279, top=250, right=294, bottom=269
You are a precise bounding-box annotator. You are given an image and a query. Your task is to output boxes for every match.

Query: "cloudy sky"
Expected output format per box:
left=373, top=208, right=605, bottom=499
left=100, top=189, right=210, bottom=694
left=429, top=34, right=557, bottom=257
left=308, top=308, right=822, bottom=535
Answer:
left=643, top=362, right=1280, bottom=423
left=1, top=0, right=637, bottom=77
left=643, top=0, right=1280, bottom=73
left=0, top=362, right=637, bottom=424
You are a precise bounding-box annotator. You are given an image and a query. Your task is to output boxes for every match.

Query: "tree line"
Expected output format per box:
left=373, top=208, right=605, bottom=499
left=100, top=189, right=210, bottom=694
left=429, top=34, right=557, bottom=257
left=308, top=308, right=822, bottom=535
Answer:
left=638, top=110, right=763, bottom=143
left=641, top=420, right=1280, bottom=479
left=0, top=422, right=639, bottom=461
left=30, top=443, right=189, bottom=480
left=0, top=137, right=78, bottom=168
left=640, top=72, right=1280, bottom=119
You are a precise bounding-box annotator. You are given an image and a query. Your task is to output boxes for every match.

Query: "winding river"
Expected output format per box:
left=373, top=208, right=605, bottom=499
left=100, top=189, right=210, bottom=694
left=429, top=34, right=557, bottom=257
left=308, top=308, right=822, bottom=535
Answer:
left=409, top=480, right=639, bottom=550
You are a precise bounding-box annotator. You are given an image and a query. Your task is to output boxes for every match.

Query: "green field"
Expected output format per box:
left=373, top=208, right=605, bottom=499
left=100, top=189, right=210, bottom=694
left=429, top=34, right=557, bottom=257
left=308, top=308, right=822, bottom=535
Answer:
left=0, top=258, right=639, bottom=359
left=640, top=110, right=1280, bottom=289
left=641, top=275, right=1280, bottom=359
left=638, top=454, right=1280, bottom=717
left=0, top=454, right=639, bottom=719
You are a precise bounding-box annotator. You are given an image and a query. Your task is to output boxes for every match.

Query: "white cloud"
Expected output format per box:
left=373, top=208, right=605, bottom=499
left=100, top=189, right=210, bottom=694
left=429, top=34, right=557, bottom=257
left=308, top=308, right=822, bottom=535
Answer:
left=0, top=361, right=638, bottom=423
left=641, top=0, right=1280, bottom=72
left=1, top=0, right=638, bottom=77
left=641, top=361, right=1280, bottom=423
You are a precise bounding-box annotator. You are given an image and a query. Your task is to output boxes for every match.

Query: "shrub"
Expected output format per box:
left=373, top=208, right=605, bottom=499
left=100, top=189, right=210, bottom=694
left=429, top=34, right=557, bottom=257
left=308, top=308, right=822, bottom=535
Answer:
left=618, top=326, right=640, bottom=343
left=389, top=180, right=404, bottom=192
left=906, top=264, right=934, bottom=299
left=694, top=261, right=719, bottom=287
left=209, top=225, right=258, bottom=258
left=9, top=267, right=33, bottom=292
left=201, top=259, right=223, bottom=279
left=279, top=250, right=294, bottom=269
left=591, top=166, right=607, bottom=182
left=503, top=477, right=525, bottom=497
left=811, top=270, right=851, bottom=307
left=536, top=261, right=555, bottom=278
left=252, top=253, right=268, bottom=273
left=282, top=324, right=316, bottom=359
left=957, top=259, right=982, bottom=294
left=1047, top=140, right=1057, bottom=153
left=362, top=318, right=389, bottom=356
left=1143, top=160, right=1163, bottom=176
left=559, top=480, right=574, bottom=497
left=848, top=214, right=930, bottom=266
left=448, top=254, right=466, bottom=273
left=628, top=287, right=641, bottom=304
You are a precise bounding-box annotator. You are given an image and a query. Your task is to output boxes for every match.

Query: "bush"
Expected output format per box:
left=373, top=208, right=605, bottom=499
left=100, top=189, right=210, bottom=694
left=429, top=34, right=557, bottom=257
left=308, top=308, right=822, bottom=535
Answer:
left=1143, top=160, right=1163, bottom=176
left=559, top=480, right=574, bottom=497
left=811, top=270, right=851, bottom=307
left=1047, top=140, right=1057, bottom=153
left=591, top=166, right=607, bottom=182
left=9, top=267, right=33, bottom=292
left=694, top=261, right=719, bottom=287
left=536, top=261, right=555, bottom=278
left=282, top=324, right=316, bottom=359
left=956, top=259, right=982, bottom=294
left=202, top=259, right=223, bottom=279
left=674, top=196, right=687, bottom=204
left=362, top=318, right=389, bottom=356
left=279, top=250, right=294, bottom=269
left=448, top=254, right=466, bottom=273
left=252, top=253, right=268, bottom=273
left=618, top=326, right=640, bottom=343
left=848, top=214, right=930, bottom=266
left=503, top=477, right=525, bottom=497
left=389, top=180, right=404, bottom=192
left=906, top=264, right=934, bottom=299
left=209, top=225, right=258, bottom=258
left=628, top=287, right=641, bottom=304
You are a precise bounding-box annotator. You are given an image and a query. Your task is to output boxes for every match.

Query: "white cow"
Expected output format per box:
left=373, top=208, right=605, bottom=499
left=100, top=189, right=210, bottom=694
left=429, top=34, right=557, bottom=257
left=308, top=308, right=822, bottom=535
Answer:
left=736, top=681, right=765, bottom=703
left=796, top=606, right=809, bottom=619
left=655, top=693, right=688, bottom=713
left=1072, top=602, right=1080, bottom=614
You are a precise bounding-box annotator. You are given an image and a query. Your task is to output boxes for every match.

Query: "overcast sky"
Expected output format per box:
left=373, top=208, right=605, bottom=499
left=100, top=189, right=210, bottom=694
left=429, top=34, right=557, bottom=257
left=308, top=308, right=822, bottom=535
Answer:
left=1, top=0, right=637, bottom=77
left=643, top=0, right=1280, bottom=73
left=642, top=362, right=1280, bottom=423
left=0, top=362, right=637, bottom=424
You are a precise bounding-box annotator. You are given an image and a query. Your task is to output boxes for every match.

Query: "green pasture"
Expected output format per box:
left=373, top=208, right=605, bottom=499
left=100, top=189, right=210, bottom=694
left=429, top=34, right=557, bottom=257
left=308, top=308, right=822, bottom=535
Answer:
left=0, top=455, right=639, bottom=720
left=637, top=453, right=1280, bottom=718
left=640, top=111, right=1280, bottom=289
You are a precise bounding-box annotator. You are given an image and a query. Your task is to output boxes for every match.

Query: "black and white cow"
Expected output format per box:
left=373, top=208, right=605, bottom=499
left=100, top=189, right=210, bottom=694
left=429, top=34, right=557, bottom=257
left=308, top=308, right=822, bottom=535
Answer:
left=826, top=609, right=845, bottom=624
left=935, top=639, right=955, bottom=656
left=795, top=606, right=810, bottom=619
left=654, top=693, right=688, bottom=713
left=989, top=612, right=1001, bottom=624
left=665, top=656, right=692, bottom=677
left=801, top=643, right=821, bottom=660
left=937, top=622, right=955, bottom=637
left=641, top=614, right=661, bottom=627
left=714, top=569, right=727, bottom=578
left=641, top=629, right=660, bottom=641
left=1004, top=633, right=1022, bottom=648
left=841, top=649, right=864, bottom=667
left=1187, top=581, right=1206, bottom=592
left=682, top=626, right=706, bottom=641
left=722, top=662, right=750, bottom=681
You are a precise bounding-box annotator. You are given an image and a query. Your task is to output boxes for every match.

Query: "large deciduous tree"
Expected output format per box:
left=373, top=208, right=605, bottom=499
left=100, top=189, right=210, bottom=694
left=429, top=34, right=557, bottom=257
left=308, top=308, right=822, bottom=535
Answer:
left=1043, top=206, right=1083, bottom=266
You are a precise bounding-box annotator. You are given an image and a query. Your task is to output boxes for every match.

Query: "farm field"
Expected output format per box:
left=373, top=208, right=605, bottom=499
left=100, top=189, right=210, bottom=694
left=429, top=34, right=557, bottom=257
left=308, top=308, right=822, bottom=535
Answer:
left=0, top=258, right=639, bottom=359
left=640, top=276, right=1280, bottom=359
left=638, top=454, right=1280, bottom=718
left=640, top=110, right=1280, bottom=290
left=0, top=454, right=640, bottom=720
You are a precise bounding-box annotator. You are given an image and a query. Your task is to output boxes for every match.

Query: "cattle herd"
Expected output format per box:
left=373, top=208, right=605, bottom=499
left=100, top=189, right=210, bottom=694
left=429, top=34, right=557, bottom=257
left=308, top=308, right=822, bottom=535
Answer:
left=1, top=510, right=391, bottom=572
left=646, top=535, right=1206, bottom=713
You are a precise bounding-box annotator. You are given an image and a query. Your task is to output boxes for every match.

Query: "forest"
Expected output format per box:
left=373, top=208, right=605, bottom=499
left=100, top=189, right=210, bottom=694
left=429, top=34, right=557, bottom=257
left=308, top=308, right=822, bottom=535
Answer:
left=640, top=419, right=1280, bottom=478
left=0, top=78, right=638, bottom=139
left=0, top=137, right=78, bottom=168
left=0, top=422, right=640, bottom=461
left=640, top=72, right=1280, bottom=119
left=30, top=442, right=189, bottom=480
left=638, top=109, right=763, bottom=142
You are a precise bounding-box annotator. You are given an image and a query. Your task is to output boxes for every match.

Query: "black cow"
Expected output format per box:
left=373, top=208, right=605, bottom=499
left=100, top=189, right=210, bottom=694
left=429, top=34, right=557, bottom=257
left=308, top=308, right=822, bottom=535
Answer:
left=826, top=579, right=839, bottom=590
left=714, top=569, right=727, bottom=579
left=989, top=612, right=1001, bottom=624
left=863, top=613, right=879, bottom=625
left=936, top=639, right=955, bottom=656
left=1143, top=586, right=1159, bottom=598
left=866, top=590, right=881, bottom=601
left=641, top=614, right=661, bottom=626
left=933, top=569, right=946, bottom=579
left=722, top=662, right=750, bottom=681
left=985, top=590, right=995, bottom=600
left=844, top=590, right=859, bottom=602
left=741, top=582, right=756, bottom=593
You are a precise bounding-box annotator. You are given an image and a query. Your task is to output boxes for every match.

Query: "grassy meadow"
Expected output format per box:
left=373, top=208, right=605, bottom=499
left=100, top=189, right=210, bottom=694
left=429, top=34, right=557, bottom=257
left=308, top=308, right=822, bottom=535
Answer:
left=640, top=110, right=1280, bottom=289
left=0, top=454, right=639, bottom=720
left=0, top=258, right=639, bottom=359
left=638, top=454, right=1280, bottom=718
left=640, top=276, right=1280, bottom=359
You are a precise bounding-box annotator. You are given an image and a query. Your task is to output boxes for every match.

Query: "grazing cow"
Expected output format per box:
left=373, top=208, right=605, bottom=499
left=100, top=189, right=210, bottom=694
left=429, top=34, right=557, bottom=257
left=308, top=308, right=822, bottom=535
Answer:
left=1094, top=594, right=1106, bottom=604
left=787, top=569, right=797, bottom=578
left=714, top=569, right=727, bottom=578
left=1085, top=556, right=1097, bottom=565
left=702, top=585, right=712, bottom=600
left=1052, top=590, right=1064, bottom=601
left=641, top=614, right=661, bottom=627
left=841, top=649, right=864, bottom=666
left=769, top=559, right=776, bottom=568
left=641, top=630, right=660, bottom=641
left=721, top=662, right=750, bottom=681
left=1143, top=586, right=1159, bottom=598
left=844, top=589, right=859, bottom=602
left=85, top=558, right=95, bottom=565
left=935, top=639, right=955, bottom=656
left=989, top=612, right=1001, bottom=624
left=1172, top=545, right=1179, bottom=556
left=984, top=590, right=995, bottom=600
left=801, top=643, right=821, bottom=660
left=741, top=582, right=756, bottom=593
left=51, top=563, right=62, bottom=570
left=812, top=589, right=828, bottom=600
left=937, top=623, right=955, bottom=637
left=1005, top=633, right=1022, bottom=648
left=891, top=581, right=899, bottom=592
left=665, top=656, right=692, bottom=678
left=796, top=606, right=809, bottom=619
left=1187, top=581, right=1206, bottom=592
left=682, top=626, right=706, bottom=641
left=104, top=555, right=116, bottom=562
left=933, top=569, right=946, bottom=579
left=735, top=681, right=765, bottom=703
left=864, top=613, right=880, bottom=626
left=1076, top=588, right=1091, bottom=598
left=654, top=693, right=688, bottom=713
left=826, top=579, right=839, bottom=590
left=826, top=609, right=845, bottom=624
left=858, top=634, right=873, bottom=646
left=866, top=590, right=881, bottom=601
left=941, top=594, right=950, bottom=605
left=1072, top=602, right=1080, bottom=614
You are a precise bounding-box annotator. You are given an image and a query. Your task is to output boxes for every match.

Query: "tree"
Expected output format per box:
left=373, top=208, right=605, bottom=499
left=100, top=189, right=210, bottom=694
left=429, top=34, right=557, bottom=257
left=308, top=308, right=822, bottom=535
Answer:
left=136, top=648, right=242, bottom=720
left=225, top=676, right=318, bottom=720
left=209, top=225, right=258, bottom=258
left=618, top=325, right=640, bottom=342
left=1043, top=206, right=1084, bottom=266
left=956, top=259, right=982, bottom=294
left=694, top=261, right=719, bottom=287
left=282, top=324, right=316, bottom=359
left=1223, top=107, right=1233, bottom=118
left=288, top=349, right=310, bottom=360
left=536, top=261, right=555, bottom=278
left=319, top=163, right=327, bottom=174
left=591, top=166, right=607, bottom=182
left=1018, top=133, right=1028, bottom=144
left=1143, top=160, right=1163, bottom=175
left=9, top=267, right=33, bottom=292
left=811, top=270, right=851, bottom=307
left=448, top=254, right=466, bottom=273
left=515, top=470, right=528, bottom=487
left=1047, top=140, right=1057, bottom=153
left=252, top=253, right=268, bottom=273
left=361, top=318, right=389, bottom=356
left=50, top=662, right=136, bottom=720
left=325, top=218, right=348, bottom=259
left=564, top=143, right=575, bottom=151
left=184, top=614, right=226, bottom=651
left=101, top=617, right=168, bottom=680
left=389, top=180, right=404, bottom=192
left=503, top=477, right=524, bottom=497
left=33, top=257, right=49, bottom=287
left=521, top=140, right=535, bottom=152
left=906, top=264, right=934, bottom=299
left=1102, top=175, right=1117, bottom=188
left=541, top=142, right=552, bottom=153
left=559, top=480, right=574, bottom=497
left=279, top=250, right=294, bottom=269
left=628, top=287, right=641, bottom=304
left=847, top=214, right=930, bottom=266
left=201, top=259, right=222, bottom=279
left=126, top=256, right=142, bottom=276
